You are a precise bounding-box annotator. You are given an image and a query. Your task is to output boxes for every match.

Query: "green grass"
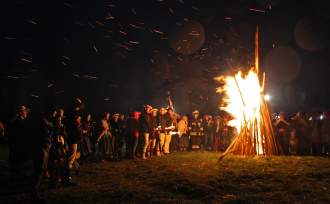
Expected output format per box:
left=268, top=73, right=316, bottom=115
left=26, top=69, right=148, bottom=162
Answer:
left=1, top=151, right=330, bottom=203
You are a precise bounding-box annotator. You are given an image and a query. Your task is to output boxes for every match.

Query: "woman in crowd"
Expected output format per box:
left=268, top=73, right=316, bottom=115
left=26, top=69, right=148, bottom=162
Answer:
left=96, top=114, right=112, bottom=162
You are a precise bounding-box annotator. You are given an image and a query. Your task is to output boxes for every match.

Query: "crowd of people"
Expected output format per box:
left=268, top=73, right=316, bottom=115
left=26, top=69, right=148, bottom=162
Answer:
left=0, top=98, right=329, bottom=201
left=273, top=111, right=330, bottom=156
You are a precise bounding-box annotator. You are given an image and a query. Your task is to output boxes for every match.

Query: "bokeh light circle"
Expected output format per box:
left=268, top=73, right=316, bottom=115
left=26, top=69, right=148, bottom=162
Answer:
left=294, top=17, right=328, bottom=51
left=170, top=20, right=205, bottom=55
left=265, top=46, right=301, bottom=83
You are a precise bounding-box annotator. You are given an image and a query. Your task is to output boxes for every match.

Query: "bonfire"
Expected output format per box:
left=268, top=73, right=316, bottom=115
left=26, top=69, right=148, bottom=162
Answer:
left=216, top=27, right=280, bottom=159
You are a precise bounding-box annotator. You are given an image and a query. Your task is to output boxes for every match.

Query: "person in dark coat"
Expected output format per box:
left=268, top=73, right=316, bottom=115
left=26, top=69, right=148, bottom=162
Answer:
left=96, top=118, right=111, bottom=162
left=168, top=108, right=179, bottom=153
left=48, top=108, right=67, bottom=188
left=148, top=108, right=159, bottom=157
left=189, top=110, right=204, bottom=150
left=118, top=114, right=127, bottom=158
left=110, top=113, right=122, bottom=160
left=213, top=116, right=224, bottom=151
left=95, top=112, right=111, bottom=161
left=8, top=105, right=32, bottom=181
left=65, top=114, right=85, bottom=184
left=274, top=112, right=290, bottom=155
left=203, top=115, right=215, bottom=150
left=81, top=113, right=93, bottom=162
left=63, top=98, right=85, bottom=185
left=30, top=105, right=57, bottom=200
left=140, top=105, right=153, bottom=159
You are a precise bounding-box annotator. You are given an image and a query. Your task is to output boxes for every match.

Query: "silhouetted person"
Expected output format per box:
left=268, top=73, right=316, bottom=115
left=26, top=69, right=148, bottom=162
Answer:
left=110, top=113, right=122, bottom=160
left=48, top=108, right=67, bottom=189
left=274, top=112, right=290, bottom=155
left=140, top=105, right=153, bottom=159
left=81, top=113, right=93, bottom=162
left=126, top=112, right=141, bottom=159
left=8, top=105, right=32, bottom=181
left=31, top=105, right=57, bottom=200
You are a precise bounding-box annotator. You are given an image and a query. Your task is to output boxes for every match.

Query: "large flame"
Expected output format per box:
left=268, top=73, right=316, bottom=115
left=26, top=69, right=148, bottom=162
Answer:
left=216, top=27, right=279, bottom=157
left=216, top=69, right=265, bottom=155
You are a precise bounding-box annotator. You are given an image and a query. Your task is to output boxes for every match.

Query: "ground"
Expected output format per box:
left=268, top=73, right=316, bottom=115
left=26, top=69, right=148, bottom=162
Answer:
left=0, top=143, right=330, bottom=204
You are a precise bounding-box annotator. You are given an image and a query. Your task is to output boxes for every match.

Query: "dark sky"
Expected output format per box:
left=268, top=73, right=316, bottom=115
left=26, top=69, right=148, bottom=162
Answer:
left=1, top=0, right=330, bottom=117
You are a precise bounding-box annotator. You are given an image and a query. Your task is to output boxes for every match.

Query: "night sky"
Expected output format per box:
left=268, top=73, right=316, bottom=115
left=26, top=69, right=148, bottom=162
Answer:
left=1, top=0, right=330, bottom=118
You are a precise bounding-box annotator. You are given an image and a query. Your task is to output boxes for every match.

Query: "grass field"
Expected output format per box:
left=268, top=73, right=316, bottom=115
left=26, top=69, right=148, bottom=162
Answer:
left=0, top=148, right=330, bottom=204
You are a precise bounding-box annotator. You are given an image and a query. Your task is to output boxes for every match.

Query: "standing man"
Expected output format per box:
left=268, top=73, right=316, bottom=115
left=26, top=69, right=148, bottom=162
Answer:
left=64, top=99, right=85, bottom=185
left=274, top=112, right=290, bottom=155
left=118, top=114, right=127, bottom=158
left=49, top=108, right=67, bottom=188
left=81, top=113, right=93, bottom=162
left=141, top=105, right=153, bottom=159
left=168, top=108, right=179, bottom=153
left=203, top=115, right=215, bottom=150
left=158, top=108, right=173, bottom=155
left=65, top=115, right=85, bottom=184
left=148, top=108, right=159, bottom=157
left=31, top=105, right=57, bottom=200
left=111, top=113, right=121, bottom=160
left=189, top=110, right=204, bottom=150
left=8, top=105, right=32, bottom=181
left=126, top=111, right=141, bottom=159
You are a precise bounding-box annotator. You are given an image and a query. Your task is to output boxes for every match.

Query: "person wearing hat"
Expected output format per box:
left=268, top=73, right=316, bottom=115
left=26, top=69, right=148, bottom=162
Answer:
left=189, top=110, right=204, bottom=150
left=140, top=105, right=154, bottom=159
left=148, top=108, right=159, bottom=157
left=157, top=107, right=173, bottom=155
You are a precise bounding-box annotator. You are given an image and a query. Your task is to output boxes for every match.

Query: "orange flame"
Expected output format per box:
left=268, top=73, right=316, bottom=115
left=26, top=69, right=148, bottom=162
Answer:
left=215, top=27, right=271, bottom=155
left=216, top=69, right=265, bottom=155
